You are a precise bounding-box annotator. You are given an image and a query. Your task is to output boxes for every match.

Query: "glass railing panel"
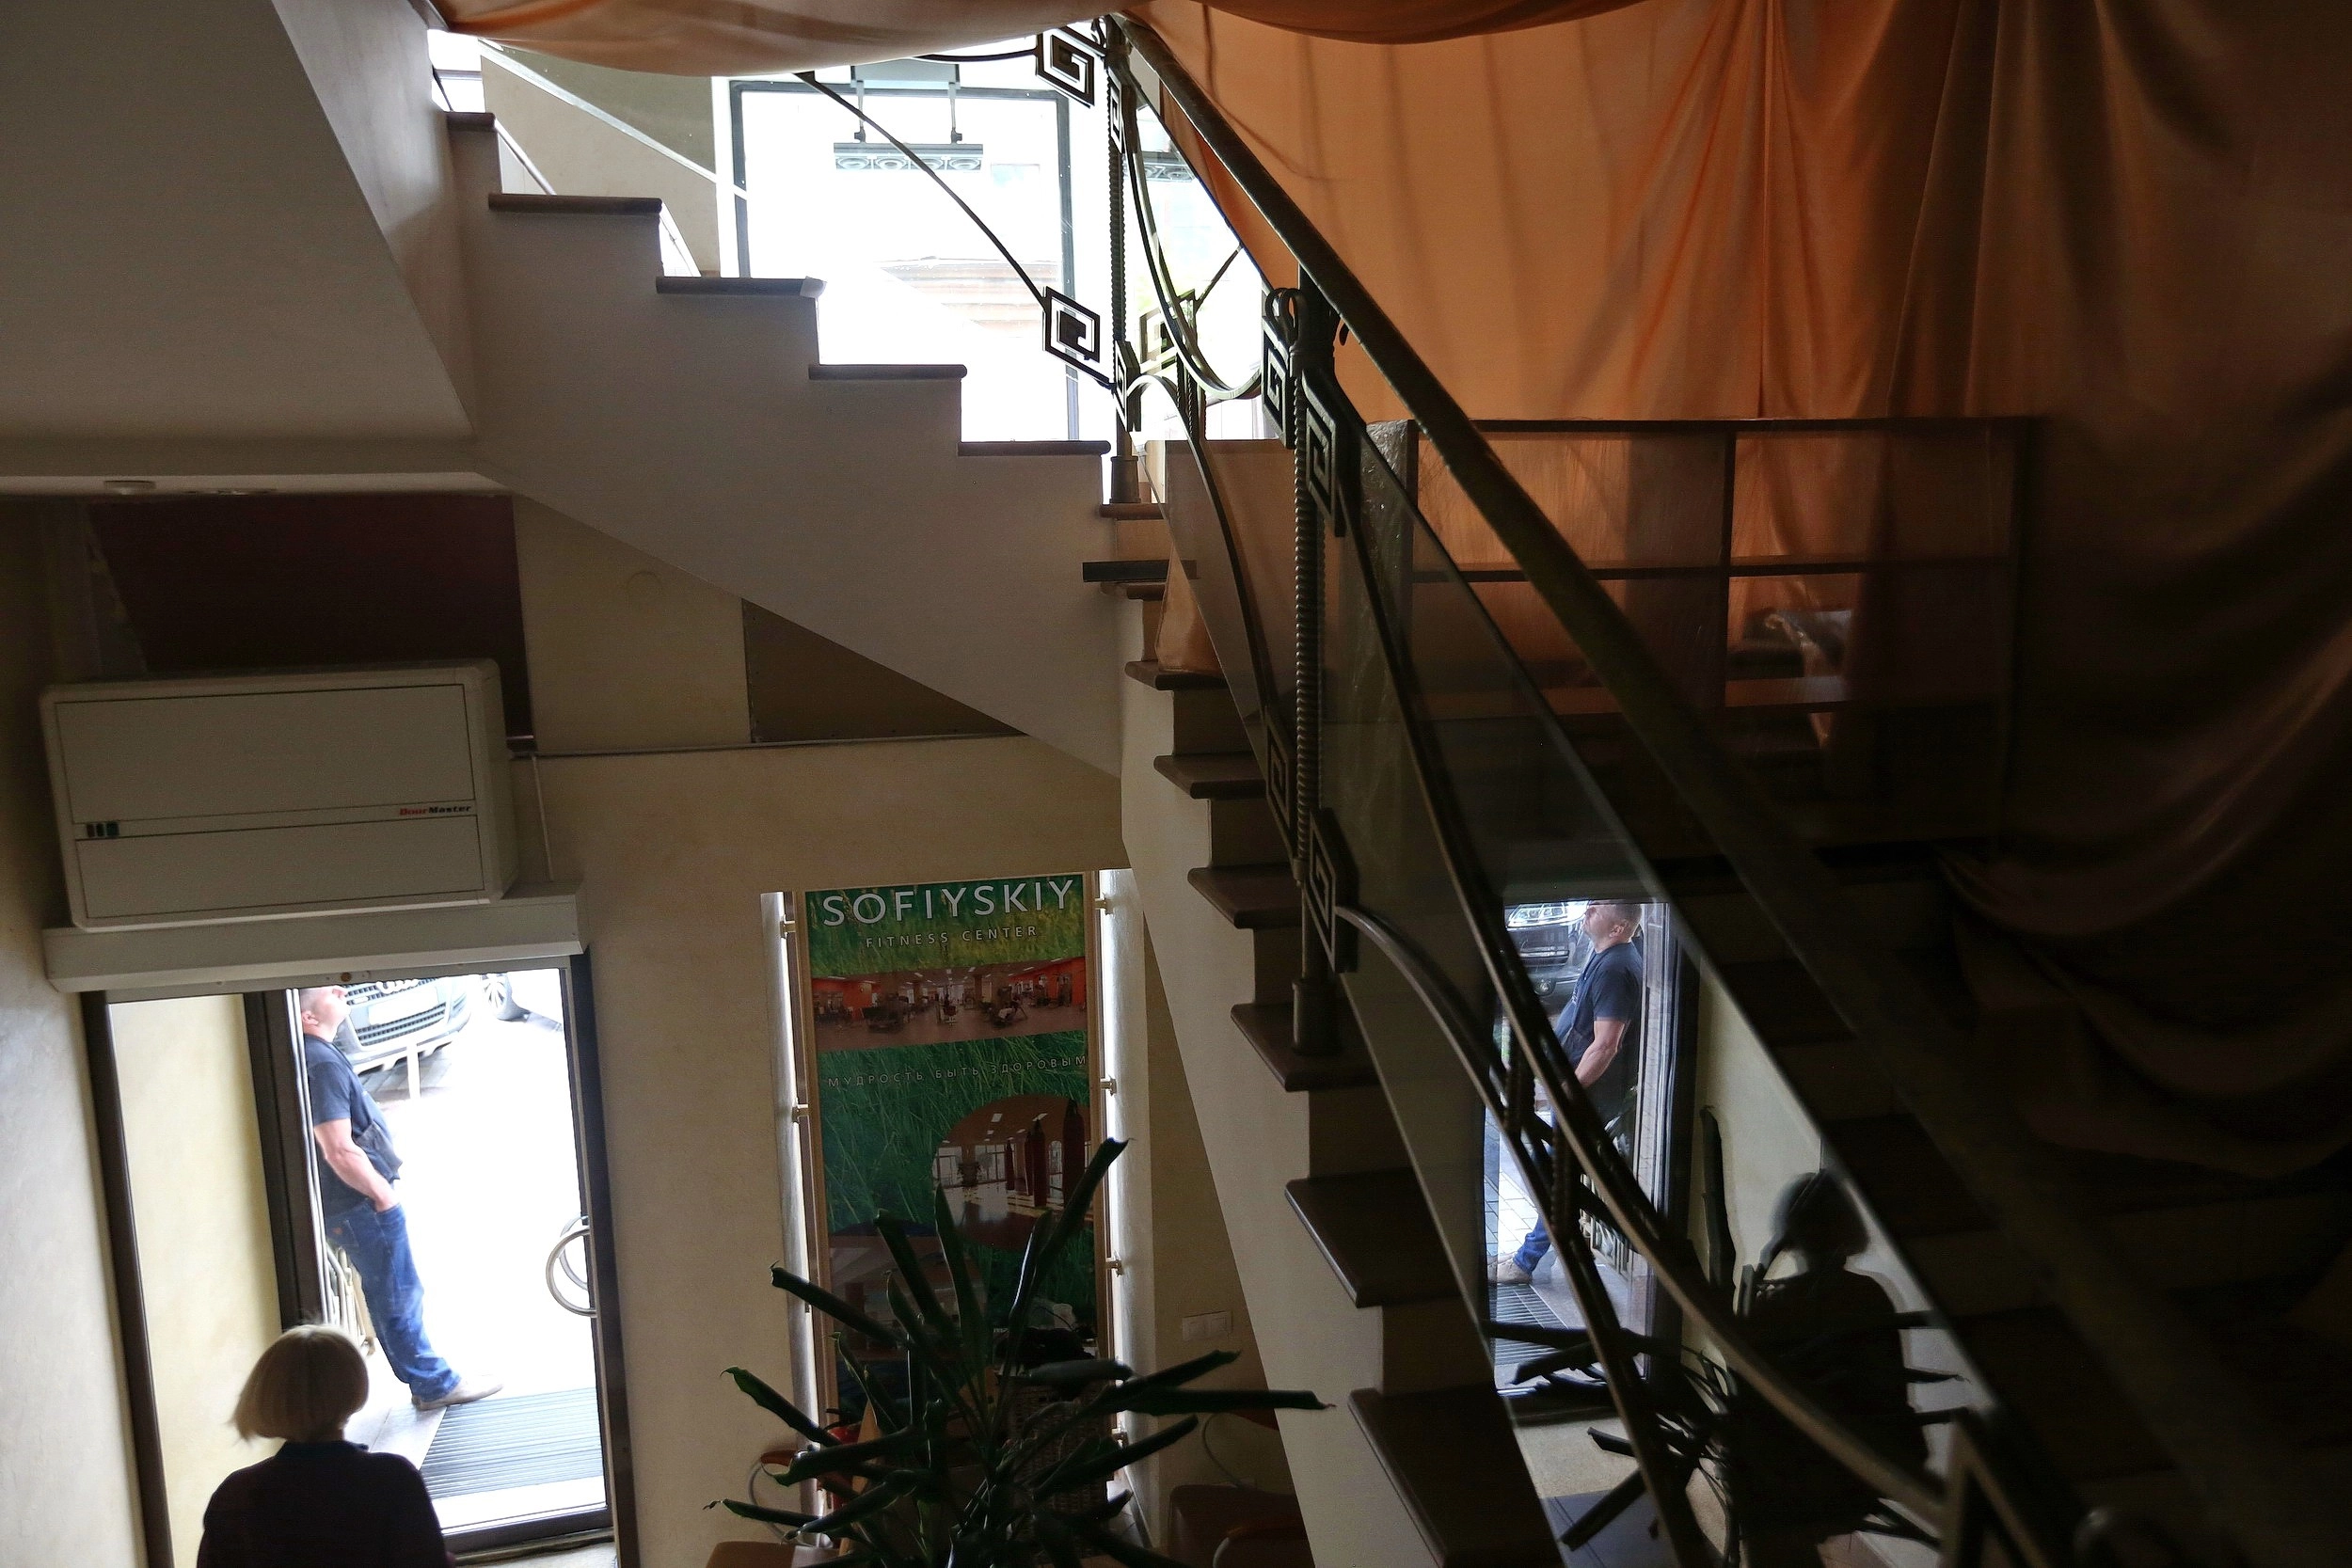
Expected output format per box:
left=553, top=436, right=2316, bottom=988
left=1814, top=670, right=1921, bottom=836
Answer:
left=1402, top=422, right=2024, bottom=851
left=1150, top=431, right=1276, bottom=748
left=1324, top=424, right=2002, bottom=1562
left=1193, top=434, right=1296, bottom=726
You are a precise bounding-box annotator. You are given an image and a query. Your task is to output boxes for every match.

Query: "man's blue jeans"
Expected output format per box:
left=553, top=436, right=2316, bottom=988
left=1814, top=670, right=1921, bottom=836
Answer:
left=326, top=1201, right=459, bottom=1402
left=1511, top=1220, right=1551, bottom=1275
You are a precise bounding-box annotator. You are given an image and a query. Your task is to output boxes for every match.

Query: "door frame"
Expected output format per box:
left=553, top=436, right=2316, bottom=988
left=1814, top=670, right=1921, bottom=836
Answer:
left=87, top=953, right=639, bottom=1568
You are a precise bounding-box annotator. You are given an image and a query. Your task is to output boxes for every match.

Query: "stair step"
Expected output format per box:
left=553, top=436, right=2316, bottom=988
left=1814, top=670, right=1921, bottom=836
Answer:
left=657, top=275, right=824, bottom=297
left=1187, top=864, right=1300, bottom=929
left=958, top=440, right=1112, bottom=458
left=1349, top=1388, right=1560, bottom=1568
left=1083, top=559, right=1169, bottom=584
left=1910, top=1189, right=2352, bottom=1318
left=809, top=362, right=966, bottom=380
left=488, top=192, right=663, bottom=217
left=1099, top=501, right=1165, bottom=520
left=1154, top=752, right=1263, bottom=800
left=1954, top=1307, right=2168, bottom=1481
left=447, top=110, right=496, bottom=133
left=1288, top=1172, right=1454, bottom=1307
left=1125, top=659, right=1225, bottom=692
left=1232, top=1004, right=1378, bottom=1092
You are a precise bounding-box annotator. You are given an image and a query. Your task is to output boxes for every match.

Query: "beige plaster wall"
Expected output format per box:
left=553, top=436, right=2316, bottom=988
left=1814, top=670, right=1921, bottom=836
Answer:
left=514, top=499, right=751, bottom=752
left=110, top=993, right=279, bottom=1568
left=0, top=510, right=143, bottom=1563
left=516, top=735, right=1124, bottom=1567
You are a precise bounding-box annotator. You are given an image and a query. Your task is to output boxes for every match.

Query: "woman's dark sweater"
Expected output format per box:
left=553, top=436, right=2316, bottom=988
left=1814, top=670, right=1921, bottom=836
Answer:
left=198, top=1441, right=453, bottom=1568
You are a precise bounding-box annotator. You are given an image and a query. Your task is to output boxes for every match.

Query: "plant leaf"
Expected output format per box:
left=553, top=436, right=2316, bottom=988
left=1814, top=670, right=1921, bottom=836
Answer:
left=1105, top=1348, right=1235, bottom=1396
left=932, top=1183, right=988, bottom=1366
left=805, top=1475, right=914, bottom=1536
left=1113, top=1387, right=1325, bottom=1417
left=1560, top=1466, right=1648, bottom=1550
left=725, top=1367, right=835, bottom=1445
left=837, top=1338, right=905, bottom=1435
left=771, top=1263, right=904, bottom=1348
left=877, top=1213, right=961, bottom=1350
left=1041, top=1416, right=1198, bottom=1494
left=775, top=1428, right=925, bottom=1484
left=1016, top=1358, right=1133, bottom=1388
left=720, top=1498, right=816, bottom=1527
left=1587, top=1428, right=1634, bottom=1457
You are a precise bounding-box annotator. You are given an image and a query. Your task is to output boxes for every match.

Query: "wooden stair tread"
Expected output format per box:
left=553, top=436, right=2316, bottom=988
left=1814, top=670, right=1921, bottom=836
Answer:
left=1349, top=1387, right=1559, bottom=1568
left=1154, top=752, right=1263, bottom=799
left=1288, top=1172, right=1454, bottom=1307
left=809, top=362, right=965, bottom=379
left=1186, top=864, right=1300, bottom=929
left=1955, top=1307, right=2165, bottom=1481
left=1126, top=659, right=1226, bottom=691
left=1084, top=559, right=1170, bottom=584
left=657, top=275, right=824, bottom=297
left=959, top=439, right=1111, bottom=457
left=488, top=192, right=662, bottom=216
left=1232, top=1004, right=1378, bottom=1091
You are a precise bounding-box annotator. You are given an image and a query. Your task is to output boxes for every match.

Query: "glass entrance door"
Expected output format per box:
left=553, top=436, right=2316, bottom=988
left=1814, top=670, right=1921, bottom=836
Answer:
left=284, top=965, right=613, bottom=1553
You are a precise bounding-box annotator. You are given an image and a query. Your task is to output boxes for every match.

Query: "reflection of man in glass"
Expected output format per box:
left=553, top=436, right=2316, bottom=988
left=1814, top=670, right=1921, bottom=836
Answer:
left=1492, top=901, right=1642, bottom=1286
left=298, top=986, right=501, bottom=1412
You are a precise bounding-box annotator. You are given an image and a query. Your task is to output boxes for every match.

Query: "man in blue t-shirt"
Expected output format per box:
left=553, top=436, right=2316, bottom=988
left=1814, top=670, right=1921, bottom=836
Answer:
left=1492, top=901, right=1644, bottom=1286
left=299, top=986, right=500, bottom=1412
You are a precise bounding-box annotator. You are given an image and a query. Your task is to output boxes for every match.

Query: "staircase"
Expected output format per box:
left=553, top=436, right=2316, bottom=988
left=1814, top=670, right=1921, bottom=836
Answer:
left=448, top=113, right=1122, bottom=769
left=1119, top=597, right=1559, bottom=1567
left=1102, top=17, right=2352, bottom=1566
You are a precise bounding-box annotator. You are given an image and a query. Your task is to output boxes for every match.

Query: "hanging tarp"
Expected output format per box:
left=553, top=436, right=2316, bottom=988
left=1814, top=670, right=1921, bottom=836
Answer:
left=1133, top=0, right=2352, bottom=1175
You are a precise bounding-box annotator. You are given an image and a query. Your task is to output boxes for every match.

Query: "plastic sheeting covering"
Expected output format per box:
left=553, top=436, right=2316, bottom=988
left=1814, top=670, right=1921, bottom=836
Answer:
left=1135, top=0, right=2352, bottom=1177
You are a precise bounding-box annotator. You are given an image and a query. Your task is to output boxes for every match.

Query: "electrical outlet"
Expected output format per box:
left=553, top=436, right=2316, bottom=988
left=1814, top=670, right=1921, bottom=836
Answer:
left=1180, top=1309, right=1232, bottom=1342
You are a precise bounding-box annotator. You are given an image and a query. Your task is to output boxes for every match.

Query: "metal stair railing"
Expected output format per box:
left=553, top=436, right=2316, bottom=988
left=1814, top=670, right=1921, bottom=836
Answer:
left=1105, top=17, right=2349, bottom=1568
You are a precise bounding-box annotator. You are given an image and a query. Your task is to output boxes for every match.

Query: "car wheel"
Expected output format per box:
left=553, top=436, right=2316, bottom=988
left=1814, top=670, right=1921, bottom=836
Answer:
left=485, top=974, right=530, bottom=1022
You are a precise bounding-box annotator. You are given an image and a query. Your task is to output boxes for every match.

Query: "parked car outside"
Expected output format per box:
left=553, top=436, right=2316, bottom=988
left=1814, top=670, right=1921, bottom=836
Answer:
left=483, top=968, right=565, bottom=1023
left=336, top=975, right=476, bottom=1079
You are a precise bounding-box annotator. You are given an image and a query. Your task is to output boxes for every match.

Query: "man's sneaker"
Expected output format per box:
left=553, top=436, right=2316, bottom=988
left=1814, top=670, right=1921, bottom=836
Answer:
left=415, top=1377, right=502, bottom=1412
left=1489, top=1258, right=1533, bottom=1286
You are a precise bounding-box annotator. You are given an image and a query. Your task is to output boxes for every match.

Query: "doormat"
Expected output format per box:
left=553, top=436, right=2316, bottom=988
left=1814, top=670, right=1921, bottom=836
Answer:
left=1490, top=1279, right=1572, bottom=1376
left=421, top=1386, right=603, bottom=1497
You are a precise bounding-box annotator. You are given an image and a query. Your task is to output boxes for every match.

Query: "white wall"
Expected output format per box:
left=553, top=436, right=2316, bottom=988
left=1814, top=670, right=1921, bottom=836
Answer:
left=510, top=513, right=1129, bottom=1564
left=0, top=510, right=143, bottom=1565
left=0, top=0, right=469, bottom=442
left=458, top=135, right=1123, bottom=772
left=110, top=994, right=279, bottom=1568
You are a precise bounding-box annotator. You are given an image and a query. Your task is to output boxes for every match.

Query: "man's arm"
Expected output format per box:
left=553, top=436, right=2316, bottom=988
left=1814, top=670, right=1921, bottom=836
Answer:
left=1575, top=1016, right=1629, bottom=1086
left=312, top=1119, right=397, bottom=1212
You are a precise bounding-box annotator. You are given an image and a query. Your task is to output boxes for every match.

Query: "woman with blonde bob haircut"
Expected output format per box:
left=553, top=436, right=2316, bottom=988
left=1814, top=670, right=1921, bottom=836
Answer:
left=199, top=1326, right=452, bottom=1567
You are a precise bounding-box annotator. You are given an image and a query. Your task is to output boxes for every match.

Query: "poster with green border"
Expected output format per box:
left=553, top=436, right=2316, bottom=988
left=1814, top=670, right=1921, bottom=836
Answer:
left=803, top=875, right=1095, bottom=1411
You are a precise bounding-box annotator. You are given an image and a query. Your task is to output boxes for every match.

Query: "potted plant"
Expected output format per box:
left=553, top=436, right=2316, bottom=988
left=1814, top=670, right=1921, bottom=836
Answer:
left=720, top=1139, right=1322, bottom=1567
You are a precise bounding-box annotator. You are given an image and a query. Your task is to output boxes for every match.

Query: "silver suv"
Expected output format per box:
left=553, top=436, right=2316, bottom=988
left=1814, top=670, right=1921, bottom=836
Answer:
left=337, top=976, right=475, bottom=1078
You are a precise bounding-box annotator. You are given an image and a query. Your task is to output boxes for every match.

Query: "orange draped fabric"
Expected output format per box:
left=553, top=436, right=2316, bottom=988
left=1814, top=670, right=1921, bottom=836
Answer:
left=437, top=0, right=1637, bottom=73
left=1135, top=0, right=2352, bottom=1176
